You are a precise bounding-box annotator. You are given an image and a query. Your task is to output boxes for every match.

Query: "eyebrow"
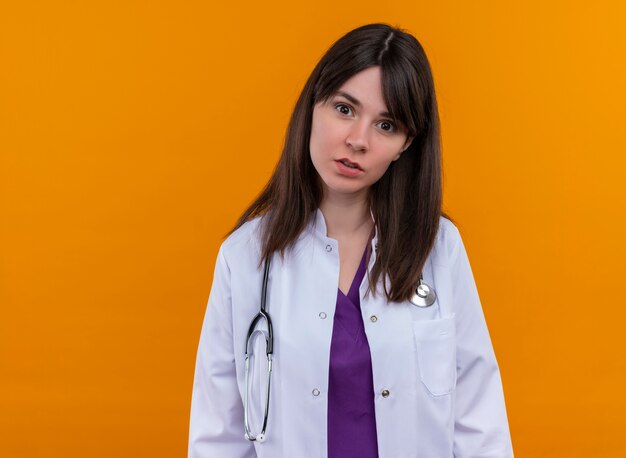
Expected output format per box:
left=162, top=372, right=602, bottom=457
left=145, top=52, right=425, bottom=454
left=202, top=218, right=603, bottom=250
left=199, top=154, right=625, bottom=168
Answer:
left=334, top=91, right=393, bottom=118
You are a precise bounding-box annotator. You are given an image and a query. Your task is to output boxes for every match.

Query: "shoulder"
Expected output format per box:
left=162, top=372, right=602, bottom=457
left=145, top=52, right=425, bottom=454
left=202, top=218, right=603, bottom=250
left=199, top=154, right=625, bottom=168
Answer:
left=430, top=215, right=463, bottom=267
left=218, top=215, right=264, bottom=265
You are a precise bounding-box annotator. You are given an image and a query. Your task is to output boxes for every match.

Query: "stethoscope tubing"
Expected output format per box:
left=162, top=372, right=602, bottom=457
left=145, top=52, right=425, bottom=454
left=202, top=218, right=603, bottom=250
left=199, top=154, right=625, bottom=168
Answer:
left=244, top=249, right=436, bottom=442
left=243, top=255, right=273, bottom=442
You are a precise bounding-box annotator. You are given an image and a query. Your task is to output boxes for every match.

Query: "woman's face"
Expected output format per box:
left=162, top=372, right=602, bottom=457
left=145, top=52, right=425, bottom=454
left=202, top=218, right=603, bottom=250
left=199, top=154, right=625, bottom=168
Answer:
left=309, top=65, right=413, bottom=201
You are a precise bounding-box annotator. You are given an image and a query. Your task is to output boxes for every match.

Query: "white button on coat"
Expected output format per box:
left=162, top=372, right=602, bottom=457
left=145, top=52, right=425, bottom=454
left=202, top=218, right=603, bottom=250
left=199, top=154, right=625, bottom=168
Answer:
left=189, top=209, right=514, bottom=457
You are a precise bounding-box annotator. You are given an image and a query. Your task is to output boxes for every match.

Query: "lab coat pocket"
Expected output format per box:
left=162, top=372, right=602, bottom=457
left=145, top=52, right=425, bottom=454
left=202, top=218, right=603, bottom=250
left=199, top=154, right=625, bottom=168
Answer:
left=412, top=314, right=457, bottom=397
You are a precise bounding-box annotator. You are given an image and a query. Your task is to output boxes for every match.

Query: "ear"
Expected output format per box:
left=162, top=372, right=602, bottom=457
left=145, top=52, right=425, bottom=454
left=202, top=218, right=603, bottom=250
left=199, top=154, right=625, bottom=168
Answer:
left=402, top=135, right=415, bottom=152
left=392, top=135, right=415, bottom=161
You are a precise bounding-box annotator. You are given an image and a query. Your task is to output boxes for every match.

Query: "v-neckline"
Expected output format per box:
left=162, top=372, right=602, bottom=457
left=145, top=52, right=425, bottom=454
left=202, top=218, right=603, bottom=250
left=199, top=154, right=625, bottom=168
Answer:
left=338, top=243, right=370, bottom=300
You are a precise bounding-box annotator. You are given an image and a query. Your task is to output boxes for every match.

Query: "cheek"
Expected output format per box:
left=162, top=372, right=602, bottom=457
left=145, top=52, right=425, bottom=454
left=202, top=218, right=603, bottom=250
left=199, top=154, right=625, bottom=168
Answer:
left=309, top=112, right=322, bottom=155
left=370, top=161, right=393, bottom=181
left=368, top=144, right=403, bottom=177
left=309, top=113, right=336, bottom=159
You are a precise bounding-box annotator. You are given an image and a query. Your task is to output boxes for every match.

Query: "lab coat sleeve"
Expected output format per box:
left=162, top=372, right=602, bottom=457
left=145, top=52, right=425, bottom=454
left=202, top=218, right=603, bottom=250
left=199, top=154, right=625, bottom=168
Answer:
left=450, top=227, right=514, bottom=457
left=188, top=244, right=256, bottom=458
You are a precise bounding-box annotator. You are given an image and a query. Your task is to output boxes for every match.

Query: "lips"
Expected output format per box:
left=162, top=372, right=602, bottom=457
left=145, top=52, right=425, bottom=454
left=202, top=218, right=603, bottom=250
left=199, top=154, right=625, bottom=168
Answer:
left=336, top=158, right=362, bottom=170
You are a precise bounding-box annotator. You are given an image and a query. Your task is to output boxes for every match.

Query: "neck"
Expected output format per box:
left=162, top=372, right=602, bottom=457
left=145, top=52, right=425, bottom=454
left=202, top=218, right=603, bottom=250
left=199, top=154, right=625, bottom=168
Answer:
left=319, top=192, right=373, bottom=239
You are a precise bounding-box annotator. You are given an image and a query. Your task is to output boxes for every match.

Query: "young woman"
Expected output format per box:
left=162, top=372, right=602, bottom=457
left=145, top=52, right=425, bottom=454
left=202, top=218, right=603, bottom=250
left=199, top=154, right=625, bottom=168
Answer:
left=189, top=23, right=514, bottom=458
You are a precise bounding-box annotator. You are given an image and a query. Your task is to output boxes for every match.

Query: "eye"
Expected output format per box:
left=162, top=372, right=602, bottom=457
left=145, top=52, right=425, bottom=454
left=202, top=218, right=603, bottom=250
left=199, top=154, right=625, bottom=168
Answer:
left=378, top=120, right=396, bottom=133
left=334, top=103, right=353, bottom=116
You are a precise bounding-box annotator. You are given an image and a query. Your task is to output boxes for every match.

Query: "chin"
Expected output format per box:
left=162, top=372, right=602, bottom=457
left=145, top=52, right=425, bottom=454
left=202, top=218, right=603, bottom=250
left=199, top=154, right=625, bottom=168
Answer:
left=324, top=182, right=369, bottom=196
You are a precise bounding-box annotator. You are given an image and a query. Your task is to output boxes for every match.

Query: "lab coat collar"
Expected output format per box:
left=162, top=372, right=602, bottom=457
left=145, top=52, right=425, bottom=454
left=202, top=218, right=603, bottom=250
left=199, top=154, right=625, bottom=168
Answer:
left=310, top=207, right=379, bottom=264
left=311, top=207, right=377, bottom=237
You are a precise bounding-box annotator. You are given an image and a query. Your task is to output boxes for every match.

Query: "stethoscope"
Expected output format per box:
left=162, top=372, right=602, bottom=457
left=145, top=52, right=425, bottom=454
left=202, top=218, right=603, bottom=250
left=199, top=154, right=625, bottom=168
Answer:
left=243, top=250, right=437, bottom=442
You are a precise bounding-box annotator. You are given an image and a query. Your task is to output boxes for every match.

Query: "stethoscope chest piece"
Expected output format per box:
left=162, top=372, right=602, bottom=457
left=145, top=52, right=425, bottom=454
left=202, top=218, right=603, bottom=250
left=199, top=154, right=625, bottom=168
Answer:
left=409, top=274, right=436, bottom=307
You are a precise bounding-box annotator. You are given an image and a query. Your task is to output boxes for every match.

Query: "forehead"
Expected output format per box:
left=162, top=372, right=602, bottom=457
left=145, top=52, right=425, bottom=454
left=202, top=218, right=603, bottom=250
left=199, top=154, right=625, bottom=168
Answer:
left=332, top=66, right=387, bottom=110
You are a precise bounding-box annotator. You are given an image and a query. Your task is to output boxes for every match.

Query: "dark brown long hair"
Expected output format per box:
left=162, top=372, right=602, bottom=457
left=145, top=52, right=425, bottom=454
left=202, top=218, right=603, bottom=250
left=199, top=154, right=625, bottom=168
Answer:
left=227, top=23, right=453, bottom=303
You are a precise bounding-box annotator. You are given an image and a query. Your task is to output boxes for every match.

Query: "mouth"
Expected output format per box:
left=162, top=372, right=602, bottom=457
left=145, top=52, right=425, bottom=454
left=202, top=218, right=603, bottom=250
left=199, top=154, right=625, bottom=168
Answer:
left=335, top=158, right=362, bottom=170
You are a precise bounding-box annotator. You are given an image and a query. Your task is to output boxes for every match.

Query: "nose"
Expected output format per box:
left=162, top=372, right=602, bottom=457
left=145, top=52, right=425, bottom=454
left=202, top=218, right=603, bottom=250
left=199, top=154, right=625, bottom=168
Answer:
left=345, top=120, right=369, bottom=152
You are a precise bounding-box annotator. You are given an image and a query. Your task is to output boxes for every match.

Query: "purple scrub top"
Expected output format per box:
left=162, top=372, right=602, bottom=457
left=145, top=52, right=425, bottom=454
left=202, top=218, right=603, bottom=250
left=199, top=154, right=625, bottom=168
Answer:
left=327, top=242, right=379, bottom=457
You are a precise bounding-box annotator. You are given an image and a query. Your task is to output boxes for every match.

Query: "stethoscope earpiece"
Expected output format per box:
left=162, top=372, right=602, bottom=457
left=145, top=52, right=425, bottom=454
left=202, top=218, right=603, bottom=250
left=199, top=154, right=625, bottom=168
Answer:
left=409, top=273, right=436, bottom=307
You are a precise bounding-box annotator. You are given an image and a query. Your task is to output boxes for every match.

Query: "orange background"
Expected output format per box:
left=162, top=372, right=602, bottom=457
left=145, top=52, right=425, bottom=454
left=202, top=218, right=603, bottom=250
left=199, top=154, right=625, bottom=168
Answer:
left=1, top=1, right=625, bottom=457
